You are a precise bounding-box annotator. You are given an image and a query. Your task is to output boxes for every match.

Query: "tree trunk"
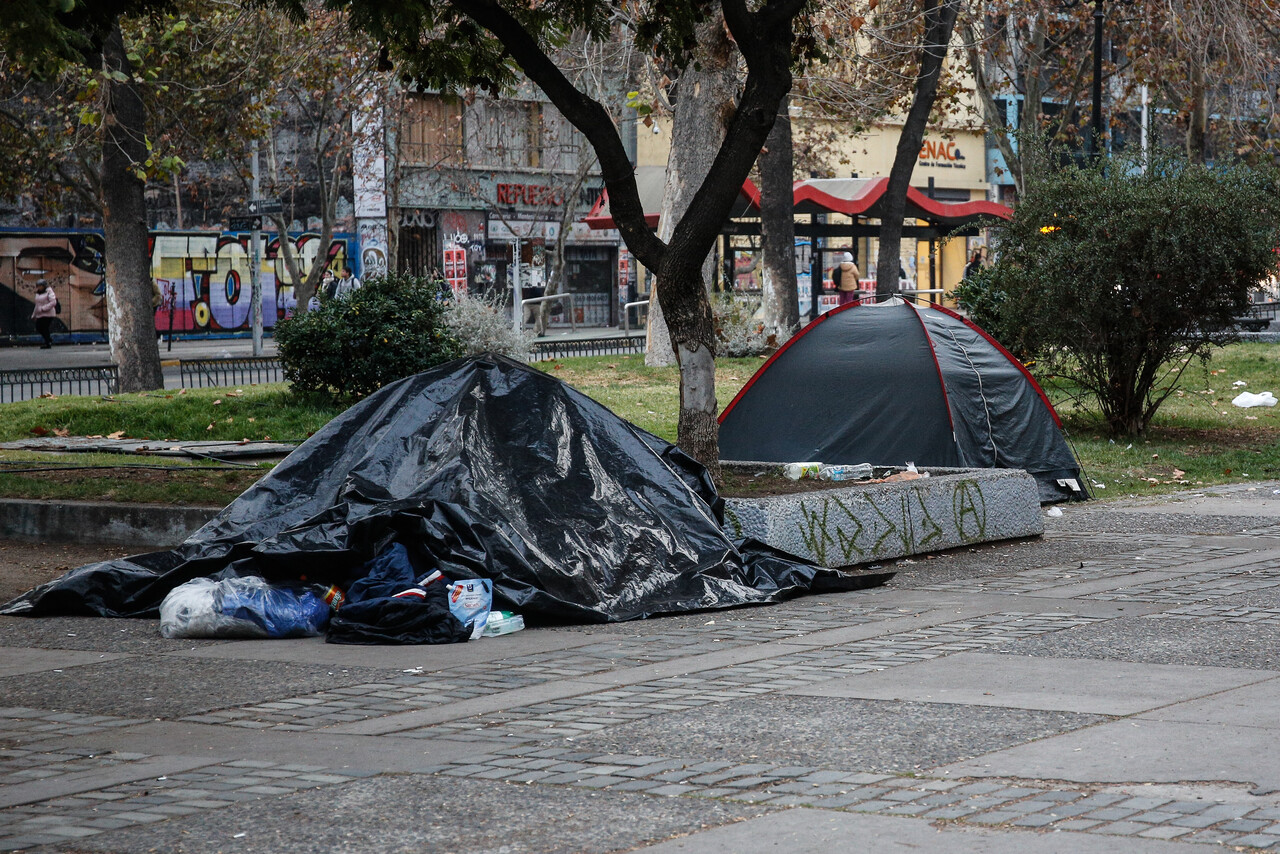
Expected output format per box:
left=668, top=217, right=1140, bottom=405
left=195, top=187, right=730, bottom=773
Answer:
left=646, top=14, right=737, bottom=367
left=656, top=257, right=720, bottom=478
left=759, top=94, right=799, bottom=342
left=876, top=0, right=961, bottom=301
left=100, top=20, right=163, bottom=392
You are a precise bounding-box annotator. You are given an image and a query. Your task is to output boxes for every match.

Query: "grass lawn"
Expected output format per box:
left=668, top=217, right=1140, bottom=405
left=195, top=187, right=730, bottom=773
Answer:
left=1042, top=343, right=1280, bottom=495
left=1, top=344, right=1278, bottom=504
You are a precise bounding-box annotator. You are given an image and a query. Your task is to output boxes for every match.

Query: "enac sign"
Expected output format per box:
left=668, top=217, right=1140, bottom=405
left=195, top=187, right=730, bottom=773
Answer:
left=918, top=139, right=967, bottom=169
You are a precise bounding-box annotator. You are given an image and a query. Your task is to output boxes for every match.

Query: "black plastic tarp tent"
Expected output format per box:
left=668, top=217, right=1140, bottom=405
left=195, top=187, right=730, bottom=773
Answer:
left=3, top=354, right=885, bottom=636
left=718, top=300, right=1087, bottom=503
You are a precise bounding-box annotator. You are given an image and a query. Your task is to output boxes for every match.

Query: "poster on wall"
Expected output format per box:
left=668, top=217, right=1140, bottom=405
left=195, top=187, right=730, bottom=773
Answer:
left=443, top=247, right=468, bottom=294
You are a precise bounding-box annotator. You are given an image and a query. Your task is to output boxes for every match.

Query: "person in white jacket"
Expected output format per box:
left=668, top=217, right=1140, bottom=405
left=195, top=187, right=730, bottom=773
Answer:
left=333, top=266, right=362, bottom=299
left=30, top=280, right=58, bottom=349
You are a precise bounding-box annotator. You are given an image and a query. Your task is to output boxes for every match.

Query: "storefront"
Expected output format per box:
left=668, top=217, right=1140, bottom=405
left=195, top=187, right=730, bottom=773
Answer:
left=395, top=174, right=620, bottom=326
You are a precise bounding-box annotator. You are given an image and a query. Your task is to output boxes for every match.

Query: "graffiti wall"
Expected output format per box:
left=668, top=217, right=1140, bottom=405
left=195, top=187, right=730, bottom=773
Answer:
left=0, top=229, right=358, bottom=339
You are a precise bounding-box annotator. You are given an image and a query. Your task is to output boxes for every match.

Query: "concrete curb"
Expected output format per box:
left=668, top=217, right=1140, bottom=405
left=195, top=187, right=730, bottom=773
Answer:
left=1, top=465, right=1044, bottom=562
left=722, top=466, right=1043, bottom=568
left=0, top=498, right=218, bottom=549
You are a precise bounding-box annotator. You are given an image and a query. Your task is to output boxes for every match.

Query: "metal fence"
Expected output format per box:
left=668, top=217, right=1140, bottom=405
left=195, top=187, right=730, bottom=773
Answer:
left=0, top=366, right=120, bottom=403
left=180, top=357, right=284, bottom=388
left=529, top=335, right=646, bottom=361
left=1247, top=301, right=1280, bottom=321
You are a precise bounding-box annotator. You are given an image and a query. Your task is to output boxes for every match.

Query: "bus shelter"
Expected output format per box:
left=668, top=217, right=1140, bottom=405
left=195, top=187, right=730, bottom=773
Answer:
left=585, top=170, right=1011, bottom=319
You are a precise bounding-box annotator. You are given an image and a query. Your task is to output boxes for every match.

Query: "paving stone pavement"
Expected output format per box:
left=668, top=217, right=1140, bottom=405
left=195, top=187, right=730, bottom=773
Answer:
left=6, top=486, right=1280, bottom=851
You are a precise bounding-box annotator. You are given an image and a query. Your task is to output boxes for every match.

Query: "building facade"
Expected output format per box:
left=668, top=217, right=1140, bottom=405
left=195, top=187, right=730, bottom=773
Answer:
left=380, top=91, right=631, bottom=326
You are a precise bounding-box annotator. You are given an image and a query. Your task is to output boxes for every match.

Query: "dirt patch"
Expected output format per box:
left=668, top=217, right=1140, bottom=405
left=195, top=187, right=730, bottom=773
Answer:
left=1155, top=426, right=1280, bottom=454
left=0, top=539, right=132, bottom=604
left=719, top=465, right=905, bottom=498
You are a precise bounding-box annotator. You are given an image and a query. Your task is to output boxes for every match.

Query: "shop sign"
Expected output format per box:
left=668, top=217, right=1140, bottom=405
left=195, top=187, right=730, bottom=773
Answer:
left=918, top=139, right=968, bottom=170
left=496, top=182, right=564, bottom=206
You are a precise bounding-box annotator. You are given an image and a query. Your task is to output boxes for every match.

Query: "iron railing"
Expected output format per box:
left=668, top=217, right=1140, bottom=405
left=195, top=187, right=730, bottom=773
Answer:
left=1246, top=301, right=1280, bottom=321
left=0, top=366, right=120, bottom=403
left=529, top=335, right=646, bottom=361
left=180, top=357, right=283, bottom=388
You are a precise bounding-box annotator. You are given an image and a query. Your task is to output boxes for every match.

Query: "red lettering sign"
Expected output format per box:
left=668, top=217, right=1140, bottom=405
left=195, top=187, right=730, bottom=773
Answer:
left=495, top=183, right=563, bottom=207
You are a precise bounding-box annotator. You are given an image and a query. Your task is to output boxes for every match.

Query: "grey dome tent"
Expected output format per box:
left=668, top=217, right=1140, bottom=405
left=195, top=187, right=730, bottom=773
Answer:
left=718, top=299, right=1088, bottom=503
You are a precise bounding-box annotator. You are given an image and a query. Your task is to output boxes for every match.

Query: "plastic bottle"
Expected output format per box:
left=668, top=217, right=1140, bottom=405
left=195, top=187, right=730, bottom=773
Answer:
left=818, top=463, right=873, bottom=482
left=482, top=611, right=525, bottom=637
left=782, top=462, right=822, bottom=480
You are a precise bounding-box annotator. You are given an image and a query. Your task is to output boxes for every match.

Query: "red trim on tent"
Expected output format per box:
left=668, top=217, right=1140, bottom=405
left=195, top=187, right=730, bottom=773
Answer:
left=929, top=303, right=1064, bottom=429
left=903, top=301, right=957, bottom=434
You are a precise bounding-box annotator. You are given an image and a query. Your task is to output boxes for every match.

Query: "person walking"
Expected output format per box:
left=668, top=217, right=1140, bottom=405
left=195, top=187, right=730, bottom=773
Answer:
left=333, top=266, right=362, bottom=299
left=963, top=249, right=984, bottom=280
left=30, top=280, right=58, bottom=349
left=836, top=252, right=861, bottom=306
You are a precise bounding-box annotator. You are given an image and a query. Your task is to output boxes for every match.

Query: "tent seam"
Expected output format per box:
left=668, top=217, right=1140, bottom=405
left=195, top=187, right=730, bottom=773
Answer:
left=931, top=317, right=1001, bottom=466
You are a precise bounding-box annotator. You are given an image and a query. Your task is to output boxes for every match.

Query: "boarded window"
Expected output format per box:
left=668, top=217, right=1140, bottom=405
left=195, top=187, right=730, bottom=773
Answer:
left=401, top=94, right=463, bottom=166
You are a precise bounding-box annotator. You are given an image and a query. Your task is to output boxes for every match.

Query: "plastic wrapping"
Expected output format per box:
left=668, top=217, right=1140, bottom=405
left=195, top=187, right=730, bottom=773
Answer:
left=159, top=576, right=330, bottom=639
left=3, top=354, right=889, bottom=639
left=482, top=611, right=525, bottom=637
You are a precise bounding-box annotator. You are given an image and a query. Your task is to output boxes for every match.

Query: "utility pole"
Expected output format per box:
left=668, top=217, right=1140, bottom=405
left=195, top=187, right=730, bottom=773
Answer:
left=511, top=235, right=522, bottom=332
left=250, top=139, right=264, bottom=356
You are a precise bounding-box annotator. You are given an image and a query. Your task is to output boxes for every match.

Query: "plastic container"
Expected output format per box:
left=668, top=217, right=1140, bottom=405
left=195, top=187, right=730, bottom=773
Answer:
left=782, top=462, right=822, bottom=480
left=818, top=463, right=873, bottom=482
left=482, top=611, right=525, bottom=637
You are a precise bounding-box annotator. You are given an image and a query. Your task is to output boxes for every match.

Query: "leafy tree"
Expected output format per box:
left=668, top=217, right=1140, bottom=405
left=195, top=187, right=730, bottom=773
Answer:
left=955, top=150, right=1280, bottom=436
left=874, top=0, right=962, bottom=299
left=964, top=0, right=1107, bottom=195
left=1130, top=0, right=1280, bottom=165
left=1, top=0, right=176, bottom=390
left=319, top=0, right=828, bottom=473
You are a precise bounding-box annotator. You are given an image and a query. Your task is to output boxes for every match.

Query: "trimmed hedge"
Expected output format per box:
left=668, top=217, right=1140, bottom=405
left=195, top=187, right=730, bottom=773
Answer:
left=276, top=273, right=462, bottom=402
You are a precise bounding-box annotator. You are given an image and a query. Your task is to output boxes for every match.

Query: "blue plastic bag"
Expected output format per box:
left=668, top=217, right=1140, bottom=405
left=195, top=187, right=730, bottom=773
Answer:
left=160, top=577, right=331, bottom=639
left=446, top=578, right=493, bottom=639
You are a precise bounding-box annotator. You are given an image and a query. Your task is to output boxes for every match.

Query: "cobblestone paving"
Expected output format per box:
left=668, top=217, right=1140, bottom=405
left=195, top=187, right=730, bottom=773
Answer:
left=178, top=606, right=904, bottom=731
left=0, top=743, right=152, bottom=788
left=400, top=613, right=1106, bottom=742
left=0, top=757, right=364, bottom=852
left=1144, top=605, right=1280, bottom=627
left=1086, top=567, right=1280, bottom=603
left=434, top=746, right=1280, bottom=849
left=913, top=546, right=1261, bottom=597
left=0, top=708, right=148, bottom=746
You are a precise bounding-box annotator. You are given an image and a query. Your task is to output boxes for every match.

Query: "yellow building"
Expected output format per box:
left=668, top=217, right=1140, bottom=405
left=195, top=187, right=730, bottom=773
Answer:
left=626, top=112, right=992, bottom=306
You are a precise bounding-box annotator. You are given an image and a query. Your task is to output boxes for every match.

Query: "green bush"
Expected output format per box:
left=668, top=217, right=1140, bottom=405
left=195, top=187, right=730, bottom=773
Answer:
left=955, top=150, right=1280, bottom=437
left=275, top=272, right=462, bottom=401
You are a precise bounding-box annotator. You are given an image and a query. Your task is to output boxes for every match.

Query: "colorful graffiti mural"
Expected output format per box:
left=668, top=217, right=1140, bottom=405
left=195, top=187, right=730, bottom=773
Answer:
left=0, top=229, right=358, bottom=340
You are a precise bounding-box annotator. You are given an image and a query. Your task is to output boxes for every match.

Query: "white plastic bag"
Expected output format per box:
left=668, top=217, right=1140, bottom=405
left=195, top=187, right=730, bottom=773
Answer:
left=160, top=578, right=266, bottom=639
left=160, top=576, right=331, bottom=639
left=1232, top=391, right=1277, bottom=408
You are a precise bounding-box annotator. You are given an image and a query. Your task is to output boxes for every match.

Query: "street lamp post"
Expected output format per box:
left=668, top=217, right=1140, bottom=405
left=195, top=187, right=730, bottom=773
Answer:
left=1089, top=0, right=1103, bottom=161
left=1063, top=0, right=1134, bottom=162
